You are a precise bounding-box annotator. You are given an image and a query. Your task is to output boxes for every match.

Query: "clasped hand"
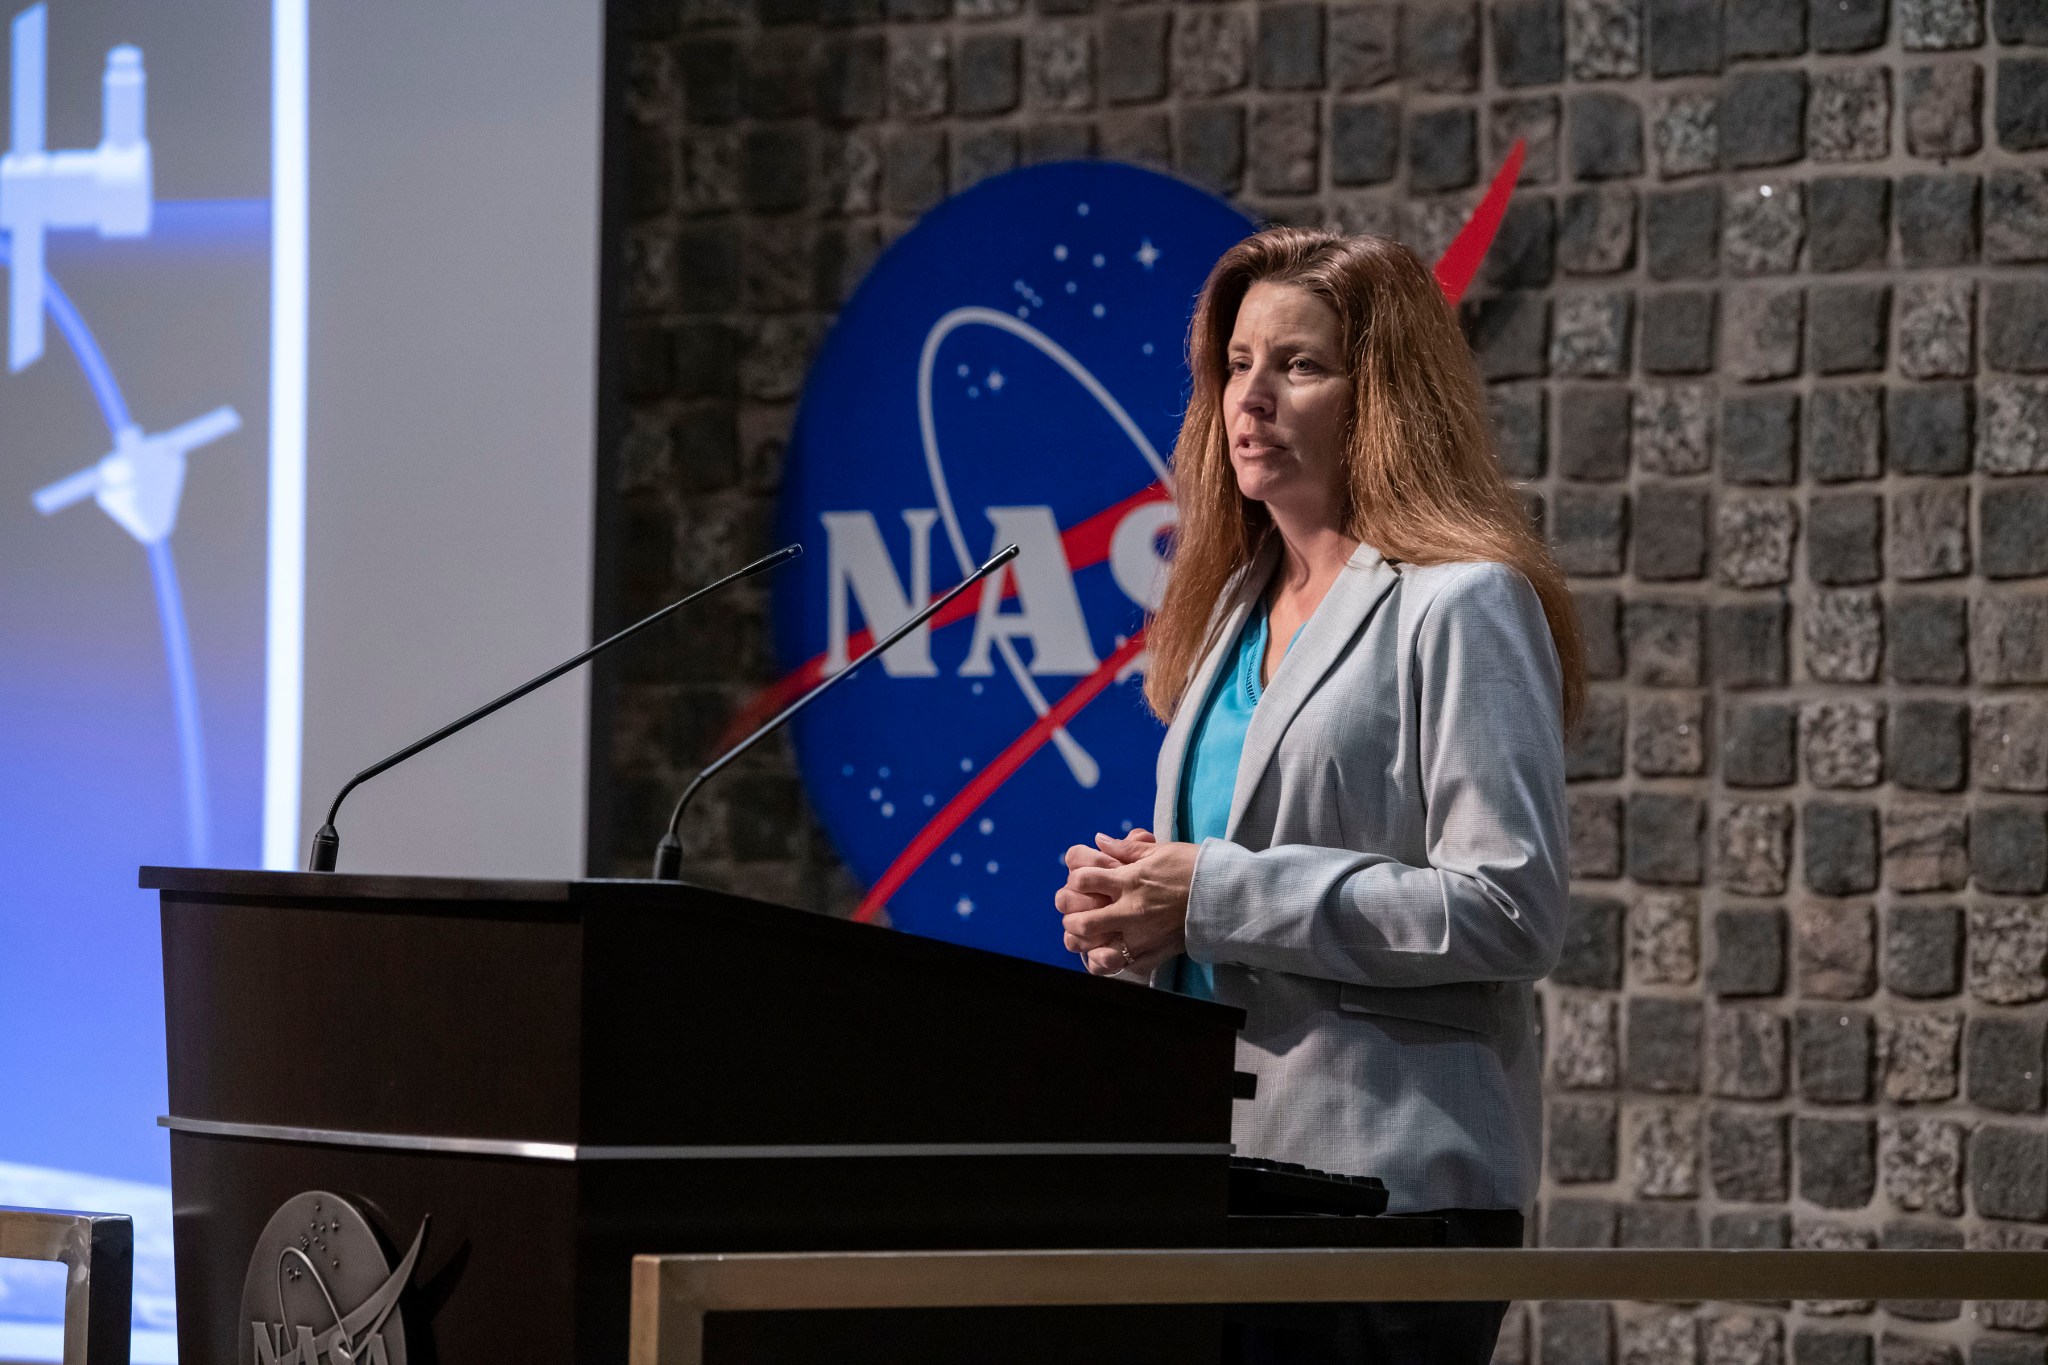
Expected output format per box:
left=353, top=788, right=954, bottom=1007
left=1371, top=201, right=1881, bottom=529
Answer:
left=1055, top=829, right=1197, bottom=976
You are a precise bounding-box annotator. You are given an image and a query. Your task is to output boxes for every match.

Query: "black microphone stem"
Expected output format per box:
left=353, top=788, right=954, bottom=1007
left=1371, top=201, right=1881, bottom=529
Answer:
left=308, top=543, right=802, bottom=872
left=652, top=542, right=1020, bottom=881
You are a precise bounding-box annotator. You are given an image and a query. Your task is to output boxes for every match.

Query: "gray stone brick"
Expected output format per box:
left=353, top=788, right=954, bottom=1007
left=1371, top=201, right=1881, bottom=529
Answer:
left=1976, top=698, right=2048, bottom=792
left=1025, top=23, right=1094, bottom=111
left=1328, top=1, right=1398, bottom=90
left=1877, top=1016, right=1963, bottom=1106
left=1984, top=480, right=2048, bottom=580
left=1712, top=599, right=1789, bottom=688
left=1977, top=805, right=2048, bottom=895
left=1708, top=1312, right=1786, bottom=1365
left=1889, top=483, right=1972, bottom=580
left=1901, top=0, right=1985, bottom=47
left=1578, top=589, right=1624, bottom=679
left=1635, top=693, right=1708, bottom=774
left=949, top=126, right=1017, bottom=190
left=1558, top=187, right=1638, bottom=274
left=1718, top=496, right=1799, bottom=587
left=1982, top=378, right=2048, bottom=473
left=1493, top=0, right=1566, bottom=85
left=1629, top=1102, right=1700, bottom=1197
left=887, top=31, right=950, bottom=120
left=1646, top=186, right=1721, bottom=280
left=679, top=38, right=741, bottom=124
left=1809, top=177, right=1890, bottom=273
left=1971, top=1124, right=2048, bottom=1221
left=1812, top=0, right=1886, bottom=49
left=1968, top=900, right=2048, bottom=1003
left=1634, top=487, right=1709, bottom=582
left=819, top=129, right=881, bottom=214
left=1712, top=906, right=1788, bottom=995
left=1492, top=96, right=1561, bottom=185
left=1997, top=56, right=2048, bottom=151
left=1968, top=1014, right=2047, bottom=1112
left=1884, top=904, right=1963, bottom=998
left=1888, top=384, right=1972, bottom=476
left=1800, top=701, right=1882, bottom=788
left=1620, top=1306, right=1698, bottom=1363
left=1805, top=589, right=1883, bottom=683
left=1975, top=596, right=2048, bottom=684
left=1897, top=280, right=1975, bottom=380
left=1627, top=996, right=1704, bottom=1090
left=1552, top=291, right=1633, bottom=376
left=1807, top=493, right=1882, bottom=586
left=1648, top=0, right=1720, bottom=74
left=1541, top=1303, right=1615, bottom=1361
left=1884, top=593, right=1966, bottom=683
left=1621, top=1202, right=1701, bottom=1248
left=1723, top=71, right=1808, bottom=168
left=1551, top=487, right=1628, bottom=575
left=882, top=126, right=944, bottom=216
left=1554, top=990, right=1621, bottom=1085
left=1489, top=197, right=1558, bottom=291
left=1726, top=289, right=1804, bottom=382
left=1809, top=283, right=1890, bottom=375
left=1176, top=104, right=1245, bottom=193
left=1172, top=9, right=1250, bottom=96
left=1988, top=280, right=2048, bottom=374
left=1100, top=13, right=1165, bottom=104
left=1797, top=903, right=1878, bottom=1002
left=1802, top=1015, right=1875, bottom=1113
left=1630, top=791, right=1706, bottom=884
left=1407, top=106, right=1476, bottom=193
left=1989, top=173, right=2048, bottom=270
left=1798, top=1114, right=1876, bottom=1203
left=818, top=35, right=886, bottom=124
left=1491, top=384, right=1547, bottom=480
left=1558, top=894, right=1627, bottom=987
left=1256, top=2, right=1325, bottom=90
left=1559, top=386, right=1631, bottom=481
left=1329, top=102, right=1396, bottom=187
left=1903, top=62, right=1983, bottom=158
left=1727, top=0, right=1807, bottom=54
left=677, top=127, right=743, bottom=216
left=745, top=37, right=819, bottom=121
left=1810, top=68, right=1891, bottom=161
left=1709, top=1109, right=1789, bottom=1202
left=1709, top=1004, right=1790, bottom=1098
left=1635, top=383, right=1716, bottom=470
left=1804, top=804, right=1879, bottom=897
left=1713, top=1210, right=1790, bottom=1247
left=1568, top=0, right=1643, bottom=77
left=1796, top=1330, right=1875, bottom=1365
left=1995, top=0, right=2048, bottom=41
left=1726, top=181, right=1807, bottom=275
left=1550, top=1096, right=1620, bottom=1182
left=1887, top=699, right=1968, bottom=791
left=1568, top=691, right=1627, bottom=780
left=1099, top=110, right=1170, bottom=169
left=1652, top=92, right=1719, bottom=180
left=1570, top=92, right=1644, bottom=181
left=1544, top=1197, right=1619, bottom=1247
left=1629, top=599, right=1705, bottom=686
left=743, top=126, right=815, bottom=215
left=1632, top=891, right=1700, bottom=985
left=1718, top=801, right=1795, bottom=895
left=1971, top=1318, right=2048, bottom=1357
left=1250, top=100, right=1320, bottom=195
left=1398, top=0, right=1478, bottom=91
left=1571, top=791, right=1625, bottom=880
left=1898, top=172, right=1980, bottom=267
left=1724, top=703, right=1796, bottom=787
left=1808, top=386, right=1884, bottom=483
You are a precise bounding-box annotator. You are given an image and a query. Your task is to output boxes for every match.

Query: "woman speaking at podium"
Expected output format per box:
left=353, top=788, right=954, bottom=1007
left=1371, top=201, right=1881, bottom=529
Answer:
left=1055, top=227, right=1583, bottom=1365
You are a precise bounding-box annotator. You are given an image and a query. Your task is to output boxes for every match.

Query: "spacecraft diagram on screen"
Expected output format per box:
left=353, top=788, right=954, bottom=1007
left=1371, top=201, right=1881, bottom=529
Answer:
left=3, top=1, right=240, bottom=864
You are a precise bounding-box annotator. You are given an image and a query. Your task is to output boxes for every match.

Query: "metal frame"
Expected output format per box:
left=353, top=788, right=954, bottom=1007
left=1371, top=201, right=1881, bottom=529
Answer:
left=629, top=1246, right=2048, bottom=1365
left=0, top=1206, right=132, bottom=1365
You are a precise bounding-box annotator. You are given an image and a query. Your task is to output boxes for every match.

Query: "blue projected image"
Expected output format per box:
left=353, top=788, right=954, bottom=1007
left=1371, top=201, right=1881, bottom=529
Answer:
left=0, top=1, right=299, bottom=1359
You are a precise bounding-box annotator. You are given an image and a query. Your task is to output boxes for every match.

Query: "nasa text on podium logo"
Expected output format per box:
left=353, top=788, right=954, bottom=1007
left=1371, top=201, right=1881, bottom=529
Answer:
left=771, top=162, right=1257, bottom=967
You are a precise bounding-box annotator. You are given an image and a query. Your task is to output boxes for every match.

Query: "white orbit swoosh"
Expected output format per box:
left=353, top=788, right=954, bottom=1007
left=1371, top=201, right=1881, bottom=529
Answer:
left=916, top=305, right=1174, bottom=790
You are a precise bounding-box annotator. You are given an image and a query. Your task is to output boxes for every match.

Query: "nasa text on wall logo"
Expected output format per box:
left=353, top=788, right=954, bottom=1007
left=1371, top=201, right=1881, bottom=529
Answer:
left=768, top=157, right=1518, bottom=967
left=240, top=1191, right=425, bottom=1365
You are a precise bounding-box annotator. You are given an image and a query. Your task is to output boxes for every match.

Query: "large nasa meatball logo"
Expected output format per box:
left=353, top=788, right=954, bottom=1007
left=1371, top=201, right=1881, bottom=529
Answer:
left=240, top=1191, right=424, bottom=1365
left=770, top=162, right=1255, bottom=967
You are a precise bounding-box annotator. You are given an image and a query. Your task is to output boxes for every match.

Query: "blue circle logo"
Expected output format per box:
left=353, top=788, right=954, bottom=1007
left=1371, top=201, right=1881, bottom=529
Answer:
left=769, top=162, right=1256, bottom=967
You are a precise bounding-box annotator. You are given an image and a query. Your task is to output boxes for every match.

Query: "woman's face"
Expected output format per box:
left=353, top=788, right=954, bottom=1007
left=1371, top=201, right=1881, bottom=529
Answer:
left=1223, top=280, right=1351, bottom=520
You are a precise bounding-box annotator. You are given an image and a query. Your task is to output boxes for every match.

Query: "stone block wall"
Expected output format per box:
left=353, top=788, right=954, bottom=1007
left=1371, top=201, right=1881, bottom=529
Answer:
left=600, top=0, right=2048, bottom=1354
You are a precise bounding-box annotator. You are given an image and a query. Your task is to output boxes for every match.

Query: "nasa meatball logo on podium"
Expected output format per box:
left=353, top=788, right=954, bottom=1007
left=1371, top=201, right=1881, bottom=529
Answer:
left=771, top=162, right=1255, bottom=967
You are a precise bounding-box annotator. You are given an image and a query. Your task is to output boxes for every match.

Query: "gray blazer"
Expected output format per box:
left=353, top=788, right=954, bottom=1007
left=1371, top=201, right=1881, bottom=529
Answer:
left=1150, top=538, right=1568, bottom=1213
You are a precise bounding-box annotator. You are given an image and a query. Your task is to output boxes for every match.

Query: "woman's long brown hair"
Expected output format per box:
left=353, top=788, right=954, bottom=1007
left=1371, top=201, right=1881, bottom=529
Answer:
left=1143, top=227, right=1586, bottom=729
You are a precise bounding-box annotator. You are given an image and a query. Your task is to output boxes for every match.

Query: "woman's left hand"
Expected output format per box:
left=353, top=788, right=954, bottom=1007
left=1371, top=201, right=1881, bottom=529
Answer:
left=1057, top=831, right=1198, bottom=976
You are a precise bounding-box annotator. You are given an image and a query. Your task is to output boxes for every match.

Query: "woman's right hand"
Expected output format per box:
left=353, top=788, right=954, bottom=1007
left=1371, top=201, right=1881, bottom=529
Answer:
left=1056, top=828, right=1156, bottom=972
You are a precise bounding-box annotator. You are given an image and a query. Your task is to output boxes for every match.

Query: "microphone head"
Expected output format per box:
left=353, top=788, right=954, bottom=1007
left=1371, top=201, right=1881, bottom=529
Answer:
left=308, top=824, right=340, bottom=872
left=985, top=542, right=1020, bottom=571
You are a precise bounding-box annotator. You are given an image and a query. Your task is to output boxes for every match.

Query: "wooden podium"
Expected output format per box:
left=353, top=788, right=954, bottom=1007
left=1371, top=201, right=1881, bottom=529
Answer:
left=142, top=867, right=1252, bottom=1363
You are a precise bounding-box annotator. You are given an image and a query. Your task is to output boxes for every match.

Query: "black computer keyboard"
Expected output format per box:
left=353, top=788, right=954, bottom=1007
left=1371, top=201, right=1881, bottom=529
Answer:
left=1228, top=1157, right=1390, bottom=1217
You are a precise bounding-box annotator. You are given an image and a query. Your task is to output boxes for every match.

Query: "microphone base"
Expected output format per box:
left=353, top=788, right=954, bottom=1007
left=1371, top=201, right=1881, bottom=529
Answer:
left=308, top=825, right=340, bottom=872
left=651, top=834, right=682, bottom=882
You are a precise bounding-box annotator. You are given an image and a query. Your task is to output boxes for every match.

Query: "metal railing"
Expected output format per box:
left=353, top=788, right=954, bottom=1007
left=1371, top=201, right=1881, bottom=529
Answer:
left=0, top=1207, right=132, bottom=1365
left=629, top=1246, right=2048, bottom=1365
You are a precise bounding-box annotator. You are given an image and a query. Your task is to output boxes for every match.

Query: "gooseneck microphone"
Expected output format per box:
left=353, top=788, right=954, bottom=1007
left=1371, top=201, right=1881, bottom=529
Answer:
left=307, top=544, right=802, bottom=872
left=651, top=542, right=1020, bottom=882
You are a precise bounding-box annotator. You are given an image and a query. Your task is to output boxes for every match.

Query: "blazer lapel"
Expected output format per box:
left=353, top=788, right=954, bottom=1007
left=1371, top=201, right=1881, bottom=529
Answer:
left=1152, top=539, right=1280, bottom=839
left=1226, top=542, right=1400, bottom=836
